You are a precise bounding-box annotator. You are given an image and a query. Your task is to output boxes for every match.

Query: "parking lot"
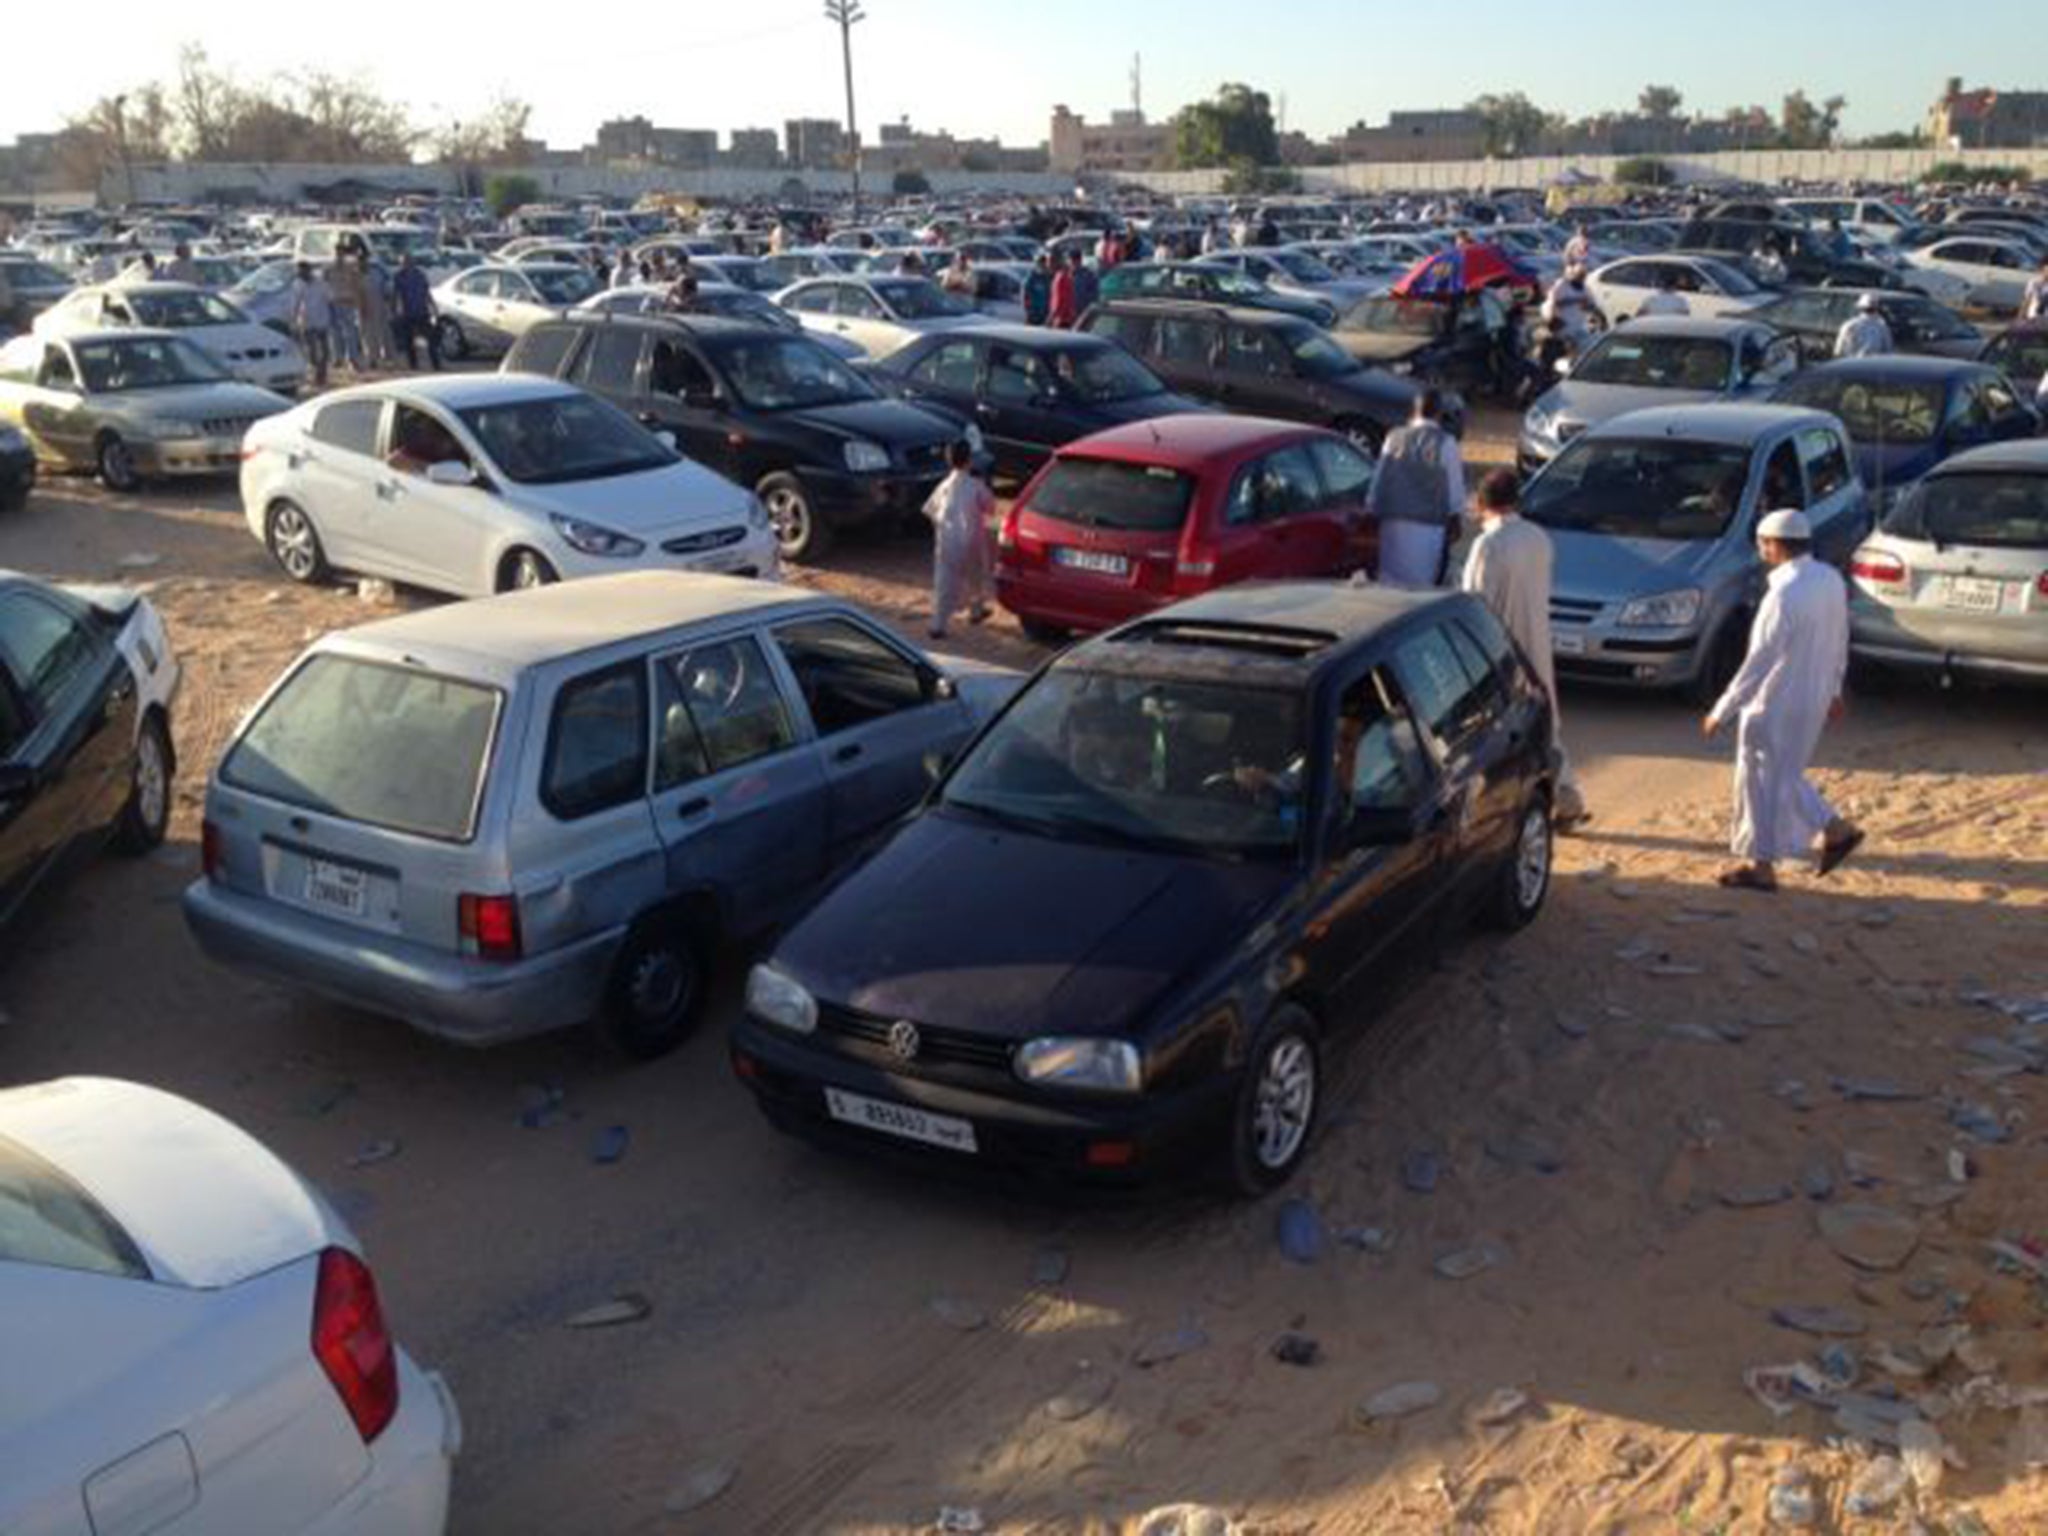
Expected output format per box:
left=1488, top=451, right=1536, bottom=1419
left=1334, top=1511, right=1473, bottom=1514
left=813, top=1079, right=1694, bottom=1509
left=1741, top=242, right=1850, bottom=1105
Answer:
left=3, top=401, right=2046, bottom=1532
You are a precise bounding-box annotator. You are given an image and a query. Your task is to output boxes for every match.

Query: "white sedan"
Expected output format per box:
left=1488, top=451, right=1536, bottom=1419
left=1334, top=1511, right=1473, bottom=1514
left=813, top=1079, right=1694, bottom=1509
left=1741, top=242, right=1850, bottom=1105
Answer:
left=0, top=1077, right=458, bottom=1536
left=775, top=274, right=993, bottom=360
left=430, top=262, right=598, bottom=361
left=33, top=281, right=305, bottom=392
left=1900, top=237, right=2041, bottom=313
left=1585, top=255, right=1769, bottom=323
left=239, top=373, right=778, bottom=596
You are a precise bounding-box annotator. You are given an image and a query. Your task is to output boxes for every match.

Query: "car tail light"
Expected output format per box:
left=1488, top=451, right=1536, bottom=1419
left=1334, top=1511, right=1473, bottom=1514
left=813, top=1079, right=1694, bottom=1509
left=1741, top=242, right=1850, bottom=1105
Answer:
left=996, top=507, right=1019, bottom=551
left=2036, top=568, right=2048, bottom=601
left=201, top=820, right=225, bottom=881
left=311, top=1247, right=397, bottom=1444
left=458, top=893, right=522, bottom=961
left=1850, top=549, right=1907, bottom=587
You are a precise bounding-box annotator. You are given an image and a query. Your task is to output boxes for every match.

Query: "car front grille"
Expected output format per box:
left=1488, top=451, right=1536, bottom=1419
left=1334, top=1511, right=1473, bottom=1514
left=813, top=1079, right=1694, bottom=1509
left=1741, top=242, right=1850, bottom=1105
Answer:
left=1551, top=596, right=1604, bottom=626
left=661, top=526, right=748, bottom=555
left=817, top=1002, right=1016, bottom=1073
left=200, top=416, right=261, bottom=439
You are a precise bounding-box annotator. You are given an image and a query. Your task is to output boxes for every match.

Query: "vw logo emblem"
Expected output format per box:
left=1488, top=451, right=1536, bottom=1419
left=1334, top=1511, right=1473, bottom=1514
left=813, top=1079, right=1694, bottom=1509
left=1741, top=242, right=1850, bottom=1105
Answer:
left=887, top=1020, right=922, bottom=1061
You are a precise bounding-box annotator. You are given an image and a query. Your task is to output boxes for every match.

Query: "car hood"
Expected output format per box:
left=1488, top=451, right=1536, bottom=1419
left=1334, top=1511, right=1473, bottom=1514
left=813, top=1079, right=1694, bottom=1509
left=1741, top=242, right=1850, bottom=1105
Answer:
left=521, top=458, right=752, bottom=531
left=786, top=396, right=961, bottom=448
left=97, top=380, right=293, bottom=420
left=1539, top=380, right=1724, bottom=428
left=777, top=811, right=1291, bottom=1040
left=1549, top=525, right=1735, bottom=600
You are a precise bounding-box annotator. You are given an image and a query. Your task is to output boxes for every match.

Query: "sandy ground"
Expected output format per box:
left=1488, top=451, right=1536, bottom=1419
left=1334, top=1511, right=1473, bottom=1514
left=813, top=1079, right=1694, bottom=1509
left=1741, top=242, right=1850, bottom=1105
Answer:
left=2, top=406, right=2047, bottom=1536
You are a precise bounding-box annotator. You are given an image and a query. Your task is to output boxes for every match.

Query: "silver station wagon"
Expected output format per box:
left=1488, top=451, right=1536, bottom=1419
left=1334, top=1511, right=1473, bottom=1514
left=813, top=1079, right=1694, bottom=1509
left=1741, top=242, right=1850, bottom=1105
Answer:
left=182, top=572, right=1015, bottom=1056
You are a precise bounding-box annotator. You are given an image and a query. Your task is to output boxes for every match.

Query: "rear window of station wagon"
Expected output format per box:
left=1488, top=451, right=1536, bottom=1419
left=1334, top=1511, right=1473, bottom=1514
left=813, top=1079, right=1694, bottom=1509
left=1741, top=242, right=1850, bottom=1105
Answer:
left=222, top=655, right=501, bottom=841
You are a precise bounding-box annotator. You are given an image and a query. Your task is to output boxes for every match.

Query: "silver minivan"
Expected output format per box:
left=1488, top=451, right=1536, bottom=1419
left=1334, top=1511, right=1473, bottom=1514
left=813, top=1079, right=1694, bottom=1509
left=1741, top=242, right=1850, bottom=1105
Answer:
left=183, top=572, right=1015, bottom=1056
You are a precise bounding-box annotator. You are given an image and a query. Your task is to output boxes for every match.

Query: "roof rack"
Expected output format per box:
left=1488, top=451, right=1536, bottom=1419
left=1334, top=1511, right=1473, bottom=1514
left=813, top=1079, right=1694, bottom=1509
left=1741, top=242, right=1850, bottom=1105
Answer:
left=1112, top=619, right=1338, bottom=659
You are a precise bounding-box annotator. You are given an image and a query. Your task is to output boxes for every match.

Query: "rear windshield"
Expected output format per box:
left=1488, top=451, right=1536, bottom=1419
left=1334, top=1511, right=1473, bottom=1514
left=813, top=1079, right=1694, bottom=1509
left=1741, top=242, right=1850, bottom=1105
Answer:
left=1887, top=472, right=2048, bottom=549
left=0, top=1134, right=148, bottom=1280
left=223, top=655, right=501, bottom=841
left=1774, top=376, right=1943, bottom=445
left=1029, top=457, right=1195, bottom=532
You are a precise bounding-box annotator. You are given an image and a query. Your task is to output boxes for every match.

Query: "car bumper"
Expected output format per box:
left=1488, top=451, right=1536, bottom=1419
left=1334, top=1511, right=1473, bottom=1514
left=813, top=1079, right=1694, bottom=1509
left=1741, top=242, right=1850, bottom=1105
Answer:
left=181, top=879, right=625, bottom=1046
left=304, top=1350, right=458, bottom=1536
left=730, top=1014, right=1236, bottom=1185
left=1851, top=600, right=2048, bottom=681
left=1549, top=620, right=1711, bottom=690
left=994, top=567, right=1176, bottom=635
left=558, top=526, right=782, bottom=584
left=798, top=465, right=947, bottom=528
left=132, top=436, right=250, bottom=478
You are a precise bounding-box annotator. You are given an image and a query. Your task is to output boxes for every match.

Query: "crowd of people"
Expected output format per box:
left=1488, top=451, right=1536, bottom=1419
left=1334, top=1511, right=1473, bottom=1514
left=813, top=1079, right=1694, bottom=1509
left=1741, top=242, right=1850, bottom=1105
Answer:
left=282, top=240, right=446, bottom=386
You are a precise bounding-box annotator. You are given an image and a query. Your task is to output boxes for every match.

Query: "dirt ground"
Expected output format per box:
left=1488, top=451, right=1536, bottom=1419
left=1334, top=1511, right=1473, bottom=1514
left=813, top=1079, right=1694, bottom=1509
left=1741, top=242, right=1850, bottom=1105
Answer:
left=3, top=405, right=2047, bottom=1536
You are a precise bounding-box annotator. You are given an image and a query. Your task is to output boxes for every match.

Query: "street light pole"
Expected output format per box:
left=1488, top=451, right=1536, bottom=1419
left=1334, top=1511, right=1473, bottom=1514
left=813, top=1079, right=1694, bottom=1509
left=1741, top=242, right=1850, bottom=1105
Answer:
left=824, top=0, right=866, bottom=220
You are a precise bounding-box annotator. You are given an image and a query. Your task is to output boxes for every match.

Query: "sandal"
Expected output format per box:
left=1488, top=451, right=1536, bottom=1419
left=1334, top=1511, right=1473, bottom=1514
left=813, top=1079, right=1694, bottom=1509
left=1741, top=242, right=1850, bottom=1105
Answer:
left=1716, top=865, right=1778, bottom=892
left=1818, top=826, right=1865, bottom=877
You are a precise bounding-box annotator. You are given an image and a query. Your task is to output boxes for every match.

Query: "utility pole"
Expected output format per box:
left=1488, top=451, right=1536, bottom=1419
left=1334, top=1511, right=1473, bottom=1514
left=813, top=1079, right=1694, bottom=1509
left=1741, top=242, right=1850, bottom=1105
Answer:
left=824, top=0, right=866, bottom=219
left=109, top=93, right=135, bottom=211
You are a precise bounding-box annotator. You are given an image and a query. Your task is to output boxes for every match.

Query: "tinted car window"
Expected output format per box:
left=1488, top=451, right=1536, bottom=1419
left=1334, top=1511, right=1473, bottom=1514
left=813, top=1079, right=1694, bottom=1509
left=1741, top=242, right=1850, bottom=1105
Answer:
left=908, top=339, right=980, bottom=393
left=661, top=636, right=795, bottom=774
left=649, top=337, right=715, bottom=398
left=1226, top=326, right=1290, bottom=377
left=1441, top=619, right=1508, bottom=718
left=1761, top=440, right=1807, bottom=508
left=1309, top=438, right=1374, bottom=502
left=1085, top=310, right=1154, bottom=352
left=509, top=324, right=579, bottom=378
left=1775, top=375, right=1944, bottom=444
left=987, top=347, right=1055, bottom=405
left=574, top=326, right=644, bottom=394
left=1393, top=625, right=1493, bottom=749
left=774, top=619, right=927, bottom=735
left=0, top=593, right=97, bottom=716
left=1798, top=427, right=1853, bottom=501
left=311, top=398, right=383, bottom=457
left=1028, top=457, right=1194, bottom=532
left=1340, top=673, right=1430, bottom=816
left=1228, top=445, right=1323, bottom=525
left=1156, top=317, right=1215, bottom=367
left=542, top=662, right=648, bottom=820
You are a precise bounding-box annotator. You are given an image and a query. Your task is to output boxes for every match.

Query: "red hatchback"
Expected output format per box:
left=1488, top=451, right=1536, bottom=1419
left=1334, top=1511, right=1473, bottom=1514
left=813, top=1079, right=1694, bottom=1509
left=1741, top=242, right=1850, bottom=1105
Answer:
left=995, top=416, right=1378, bottom=639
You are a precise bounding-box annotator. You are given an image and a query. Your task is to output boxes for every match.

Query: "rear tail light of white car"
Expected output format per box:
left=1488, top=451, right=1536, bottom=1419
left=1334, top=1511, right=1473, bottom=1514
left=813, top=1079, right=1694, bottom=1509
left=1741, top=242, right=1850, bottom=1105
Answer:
left=1850, top=550, right=1907, bottom=589
left=458, top=893, right=522, bottom=961
left=312, top=1247, right=398, bottom=1444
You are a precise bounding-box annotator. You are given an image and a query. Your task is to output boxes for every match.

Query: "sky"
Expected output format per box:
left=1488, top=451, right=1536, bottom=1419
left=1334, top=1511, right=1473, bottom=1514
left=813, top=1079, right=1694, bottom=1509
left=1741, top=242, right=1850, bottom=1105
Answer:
left=4, top=0, right=2036, bottom=153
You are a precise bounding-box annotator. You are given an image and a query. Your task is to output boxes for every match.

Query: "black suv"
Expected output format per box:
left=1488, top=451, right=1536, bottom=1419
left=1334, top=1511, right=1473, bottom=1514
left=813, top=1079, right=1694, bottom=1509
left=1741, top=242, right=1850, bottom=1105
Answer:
left=1080, top=301, right=1451, bottom=456
left=733, top=582, right=1558, bottom=1191
left=504, top=315, right=973, bottom=562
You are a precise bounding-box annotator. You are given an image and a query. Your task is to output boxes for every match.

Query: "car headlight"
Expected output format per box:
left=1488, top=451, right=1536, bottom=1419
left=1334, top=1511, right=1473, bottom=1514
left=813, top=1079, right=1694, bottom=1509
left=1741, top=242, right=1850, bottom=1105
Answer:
left=1523, top=405, right=1556, bottom=441
left=1617, top=589, right=1704, bottom=628
left=747, top=494, right=770, bottom=531
left=745, top=964, right=817, bottom=1035
left=1014, top=1037, right=1142, bottom=1095
left=548, top=513, right=644, bottom=557
left=962, top=423, right=985, bottom=453
left=843, top=438, right=891, bottom=473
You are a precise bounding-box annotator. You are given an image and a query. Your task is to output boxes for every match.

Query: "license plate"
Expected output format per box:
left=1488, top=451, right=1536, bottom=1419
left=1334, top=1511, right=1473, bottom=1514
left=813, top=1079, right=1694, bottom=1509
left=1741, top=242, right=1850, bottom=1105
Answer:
left=1554, top=632, right=1587, bottom=656
left=824, top=1087, right=977, bottom=1154
left=1941, top=576, right=2005, bottom=614
left=304, top=858, right=368, bottom=918
left=1052, top=547, right=1130, bottom=577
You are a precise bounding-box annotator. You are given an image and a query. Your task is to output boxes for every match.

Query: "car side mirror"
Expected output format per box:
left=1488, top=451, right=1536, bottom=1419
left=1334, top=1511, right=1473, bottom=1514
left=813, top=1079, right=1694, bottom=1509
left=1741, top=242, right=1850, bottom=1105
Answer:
left=932, top=673, right=959, bottom=701
left=0, top=762, right=39, bottom=801
left=425, top=460, right=477, bottom=487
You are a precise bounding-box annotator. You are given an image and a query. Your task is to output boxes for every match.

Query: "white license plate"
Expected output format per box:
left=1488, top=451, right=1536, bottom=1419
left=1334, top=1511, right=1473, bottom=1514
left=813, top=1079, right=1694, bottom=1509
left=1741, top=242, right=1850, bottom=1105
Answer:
left=1941, top=576, right=2006, bottom=614
left=1053, top=547, right=1130, bottom=577
left=1554, top=632, right=1587, bottom=656
left=824, top=1087, right=977, bottom=1154
left=304, top=858, right=368, bottom=918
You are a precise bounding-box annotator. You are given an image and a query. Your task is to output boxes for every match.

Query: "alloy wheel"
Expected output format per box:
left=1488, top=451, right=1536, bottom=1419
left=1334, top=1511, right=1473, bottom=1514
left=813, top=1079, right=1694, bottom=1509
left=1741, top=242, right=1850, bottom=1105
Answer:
left=1252, top=1035, right=1317, bottom=1171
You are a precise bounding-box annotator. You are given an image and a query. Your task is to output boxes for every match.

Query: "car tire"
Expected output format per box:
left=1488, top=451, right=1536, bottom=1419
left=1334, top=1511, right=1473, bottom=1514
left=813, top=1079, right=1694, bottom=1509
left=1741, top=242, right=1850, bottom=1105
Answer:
left=601, top=917, right=703, bottom=1061
left=1334, top=416, right=1385, bottom=458
left=1224, top=1004, right=1322, bottom=1196
left=1849, top=654, right=1900, bottom=698
left=112, top=712, right=173, bottom=856
left=1019, top=617, right=1069, bottom=647
left=1486, top=796, right=1554, bottom=932
left=266, top=499, right=330, bottom=584
left=437, top=318, right=470, bottom=362
left=758, top=472, right=833, bottom=564
left=96, top=433, right=141, bottom=493
left=1685, top=614, right=1747, bottom=709
left=500, top=548, right=558, bottom=591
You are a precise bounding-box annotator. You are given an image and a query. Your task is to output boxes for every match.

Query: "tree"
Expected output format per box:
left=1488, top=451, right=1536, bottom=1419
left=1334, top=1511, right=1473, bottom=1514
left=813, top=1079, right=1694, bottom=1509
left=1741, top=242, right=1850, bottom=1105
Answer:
left=1467, top=93, right=1550, bottom=158
left=485, top=172, right=542, bottom=218
left=1614, top=157, right=1674, bottom=187
left=430, top=95, right=534, bottom=168
left=1172, top=83, right=1279, bottom=169
left=1220, top=160, right=1299, bottom=195
left=890, top=168, right=931, bottom=196
left=1924, top=161, right=2030, bottom=185
left=1779, top=91, right=1846, bottom=150
left=1638, top=85, right=1684, bottom=120
left=1860, top=129, right=1929, bottom=150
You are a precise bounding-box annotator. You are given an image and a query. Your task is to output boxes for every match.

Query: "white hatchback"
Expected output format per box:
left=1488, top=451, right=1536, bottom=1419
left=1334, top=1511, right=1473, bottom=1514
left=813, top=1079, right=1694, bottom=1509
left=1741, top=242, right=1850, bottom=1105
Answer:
left=240, top=373, right=778, bottom=596
left=0, top=1077, right=458, bottom=1536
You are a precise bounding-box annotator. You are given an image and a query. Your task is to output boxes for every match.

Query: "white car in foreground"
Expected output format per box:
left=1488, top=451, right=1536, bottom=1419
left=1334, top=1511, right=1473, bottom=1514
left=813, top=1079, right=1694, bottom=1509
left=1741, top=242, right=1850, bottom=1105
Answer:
left=240, top=373, right=778, bottom=596
left=33, top=281, right=305, bottom=392
left=0, top=1077, right=458, bottom=1535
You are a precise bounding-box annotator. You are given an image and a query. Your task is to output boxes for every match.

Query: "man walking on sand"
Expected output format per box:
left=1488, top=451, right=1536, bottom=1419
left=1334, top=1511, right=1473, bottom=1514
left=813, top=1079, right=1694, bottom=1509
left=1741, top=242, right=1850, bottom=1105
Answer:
left=1364, top=388, right=1464, bottom=588
left=1703, top=508, right=1864, bottom=892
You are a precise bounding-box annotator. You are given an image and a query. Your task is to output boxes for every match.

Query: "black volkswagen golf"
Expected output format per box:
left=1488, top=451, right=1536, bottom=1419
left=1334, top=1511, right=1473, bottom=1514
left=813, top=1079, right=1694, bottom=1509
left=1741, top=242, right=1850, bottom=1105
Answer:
left=732, top=582, right=1557, bottom=1192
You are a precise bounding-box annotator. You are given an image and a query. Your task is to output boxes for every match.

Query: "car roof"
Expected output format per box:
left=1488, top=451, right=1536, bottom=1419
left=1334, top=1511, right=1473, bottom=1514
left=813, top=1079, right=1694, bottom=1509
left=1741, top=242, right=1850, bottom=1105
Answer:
left=1057, top=413, right=1327, bottom=467
left=317, top=371, right=581, bottom=409
left=1799, top=355, right=1993, bottom=381
left=1927, top=436, right=2048, bottom=475
left=1590, top=316, right=1764, bottom=339
left=1581, top=402, right=1838, bottom=446
left=327, top=572, right=837, bottom=678
left=913, top=322, right=1109, bottom=350
left=1098, top=298, right=1303, bottom=327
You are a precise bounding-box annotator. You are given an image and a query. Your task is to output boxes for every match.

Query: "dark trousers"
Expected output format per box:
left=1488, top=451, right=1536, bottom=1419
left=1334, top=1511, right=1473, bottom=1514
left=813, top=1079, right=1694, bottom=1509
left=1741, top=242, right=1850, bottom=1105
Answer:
left=398, top=315, right=442, bottom=371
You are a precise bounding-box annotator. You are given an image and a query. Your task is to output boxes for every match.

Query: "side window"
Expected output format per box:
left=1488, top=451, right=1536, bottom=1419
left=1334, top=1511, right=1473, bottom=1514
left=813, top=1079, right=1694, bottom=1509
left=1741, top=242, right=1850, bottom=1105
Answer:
left=1982, top=378, right=2024, bottom=419
left=509, top=325, right=579, bottom=379
left=787, top=285, right=835, bottom=314
left=649, top=339, right=714, bottom=399
left=1226, top=326, right=1288, bottom=377
left=1798, top=428, right=1853, bottom=502
left=572, top=326, right=644, bottom=394
left=1758, top=440, right=1806, bottom=510
left=1391, top=625, right=1492, bottom=749
left=0, top=593, right=99, bottom=718
left=1605, top=263, right=1648, bottom=289
left=1457, top=605, right=1521, bottom=679
left=1667, top=266, right=1706, bottom=293
left=389, top=404, right=470, bottom=474
left=1308, top=438, right=1374, bottom=504
left=1441, top=619, right=1509, bottom=719
left=455, top=270, right=493, bottom=297
left=1753, top=337, right=1800, bottom=385
left=310, top=398, right=383, bottom=457
left=1086, top=311, right=1153, bottom=353
left=1340, top=671, right=1431, bottom=816
left=39, top=347, right=77, bottom=391
left=541, top=662, right=648, bottom=821
left=1156, top=317, right=1215, bottom=367
left=657, top=636, right=795, bottom=776
left=1951, top=384, right=1993, bottom=432
left=0, top=672, right=27, bottom=757
left=909, top=340, right=981, bottom=394
left=835, top=286, right=885, bottom=318
left=986, top=347, right=1054, bottom=405
left=772, top=618, right=928, bottom=736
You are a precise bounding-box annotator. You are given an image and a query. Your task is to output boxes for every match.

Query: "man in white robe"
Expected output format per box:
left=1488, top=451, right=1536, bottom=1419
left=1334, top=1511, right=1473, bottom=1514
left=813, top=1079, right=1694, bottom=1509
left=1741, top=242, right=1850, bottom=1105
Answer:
left=923, top=440, right=995, bottom=639
left=1461, top=468, right=1590, bottom=829
left=1703, top=509, right=1864, bottom=891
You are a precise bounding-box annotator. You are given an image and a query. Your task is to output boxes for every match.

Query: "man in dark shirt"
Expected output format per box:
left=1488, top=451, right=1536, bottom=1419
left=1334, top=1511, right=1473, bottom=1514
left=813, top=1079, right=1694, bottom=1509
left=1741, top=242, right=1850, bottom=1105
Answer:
left=392, top=253, right=441, bottom=372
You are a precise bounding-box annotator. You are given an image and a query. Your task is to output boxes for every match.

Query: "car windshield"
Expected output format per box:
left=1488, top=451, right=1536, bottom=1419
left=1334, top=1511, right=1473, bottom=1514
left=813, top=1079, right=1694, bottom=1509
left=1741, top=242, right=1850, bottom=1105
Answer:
left=1027, top=457, right=1194, bottom=531
left=1339, top=296, right=1443, bottom=336
left=1886, top=472, right=2048, bottom=550
left=527, top=268, right=598, bottom=305
left=1271, top=250, right=1338, bottom=283
left=73, top=336, right=227, bottom=391
left=1699, top=260, right=1761, bottom=296
left=1774, top=375, right=1943, bottom=444
left=1052, top=346, right=1166, bottom=402
left=1290, top=328, right=1363, bottom=378
left=1525, top=438, right=1756, bottom=541
left=718, top=337, right=876, bottom=409
left=222, top=655, right=501, bottom=841
left=873, top=278, right=971, bottom=319
left=458, top=393, right=676, bottom=483
left=1574, top=335, right=1733, bottom=389
left=125, top=290, right=243, bottom=327
left=943, top=671, right=1305, bottom=859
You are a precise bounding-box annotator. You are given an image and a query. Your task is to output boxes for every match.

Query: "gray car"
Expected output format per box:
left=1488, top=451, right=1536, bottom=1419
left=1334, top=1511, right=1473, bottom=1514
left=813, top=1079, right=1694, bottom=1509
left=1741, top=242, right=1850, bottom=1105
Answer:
left=182, top=572, right=1016, bottom=1057
left=1519, top=316, right=1800, bottom=475
left=1846, top=437, right=2048, bottom=684
left=1520, top=403, right=1871, bottom=701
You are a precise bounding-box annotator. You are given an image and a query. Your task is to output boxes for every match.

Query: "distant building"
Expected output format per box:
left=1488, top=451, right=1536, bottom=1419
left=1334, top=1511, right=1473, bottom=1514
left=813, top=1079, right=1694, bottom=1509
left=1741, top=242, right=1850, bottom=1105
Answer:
left=1927, top=78, right=2048, bottom=150
left=1335, top=110, right=1489, bottom=163
left=592, top=117, right=718, bottom=168
left=728, top=129, right=781, bottom=170
left=1048, top=106, right=1173, bottom=175
left=785, top=119, right=848, bottom=170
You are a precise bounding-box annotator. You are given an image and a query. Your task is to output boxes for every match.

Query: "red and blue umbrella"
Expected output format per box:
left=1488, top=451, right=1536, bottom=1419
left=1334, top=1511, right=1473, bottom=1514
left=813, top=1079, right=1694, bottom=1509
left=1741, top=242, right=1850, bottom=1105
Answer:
left=1391, top=242, right=1541, bottom=300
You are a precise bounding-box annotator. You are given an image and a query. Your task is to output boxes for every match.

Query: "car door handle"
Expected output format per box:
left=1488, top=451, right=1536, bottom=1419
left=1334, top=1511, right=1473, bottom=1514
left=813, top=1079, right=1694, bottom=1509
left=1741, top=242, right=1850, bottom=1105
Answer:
left=674, top=796, right=711, bottom=819
left=832, top=742, right=864, bottom=764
